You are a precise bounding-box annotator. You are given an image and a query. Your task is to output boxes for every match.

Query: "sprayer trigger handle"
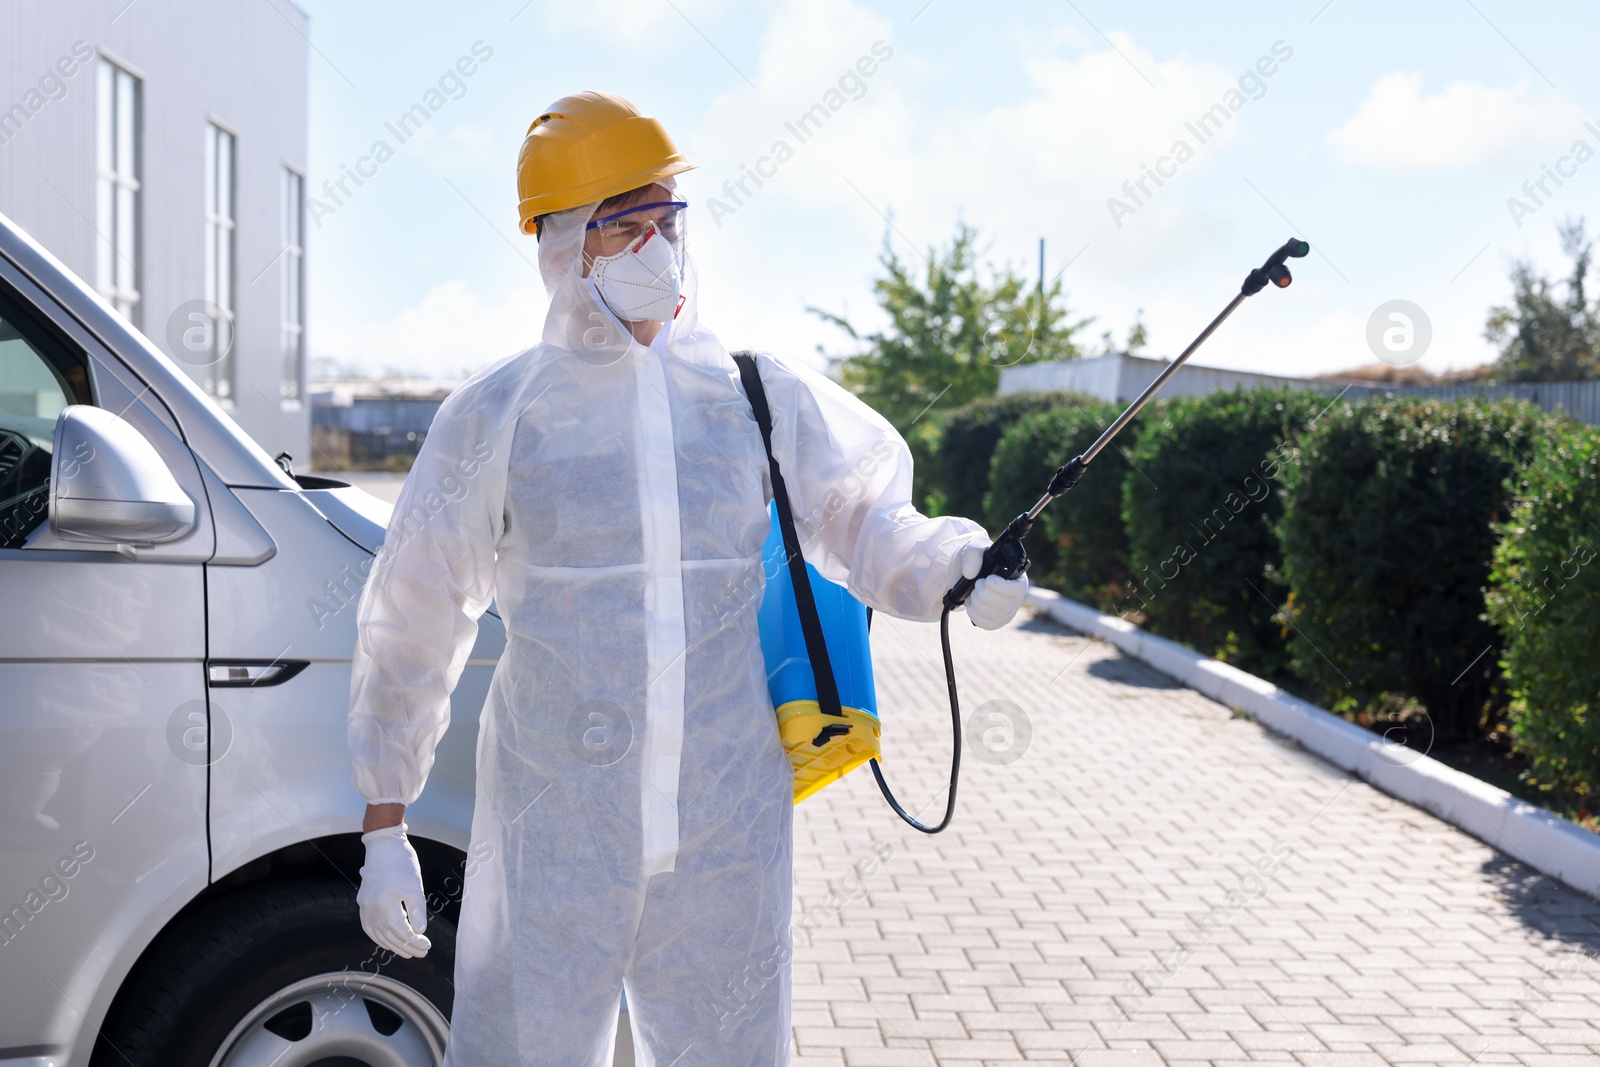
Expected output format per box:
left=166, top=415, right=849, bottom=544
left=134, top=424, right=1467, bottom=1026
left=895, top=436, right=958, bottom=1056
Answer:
left=942, top=514, right=1032, bottom=611
left=986, top=535, right=1029, bottom=582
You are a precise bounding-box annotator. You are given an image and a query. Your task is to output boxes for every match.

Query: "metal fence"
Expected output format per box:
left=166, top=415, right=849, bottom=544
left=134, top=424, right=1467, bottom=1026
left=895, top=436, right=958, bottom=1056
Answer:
left=1317, top=377, right=1600, bottom=425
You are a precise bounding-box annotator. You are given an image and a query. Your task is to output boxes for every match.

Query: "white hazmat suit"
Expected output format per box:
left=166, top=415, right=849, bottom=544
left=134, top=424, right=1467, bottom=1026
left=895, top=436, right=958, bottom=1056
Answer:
left=347, top=187, right=990, bottom=1065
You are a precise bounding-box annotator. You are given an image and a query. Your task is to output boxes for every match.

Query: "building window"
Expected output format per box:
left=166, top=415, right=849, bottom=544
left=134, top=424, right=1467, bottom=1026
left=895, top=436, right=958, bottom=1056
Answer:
left=203, top=123, right=236, bottom=401
left=280, top=169, right=305, bottom=404
left=95, top=59, right=140, bottom=324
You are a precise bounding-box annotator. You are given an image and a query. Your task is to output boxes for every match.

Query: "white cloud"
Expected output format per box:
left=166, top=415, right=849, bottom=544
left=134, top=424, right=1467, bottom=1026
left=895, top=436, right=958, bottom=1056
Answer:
left=1326, top=72, right=1583, bottom=171
left=540, top=0, right=731, bottom=44
left=315, top=279, right=546, bottom=378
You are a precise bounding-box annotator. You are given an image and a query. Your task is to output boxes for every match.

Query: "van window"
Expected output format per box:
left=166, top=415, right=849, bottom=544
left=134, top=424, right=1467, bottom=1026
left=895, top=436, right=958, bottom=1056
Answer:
left=0, top=289, right=92, bottom=548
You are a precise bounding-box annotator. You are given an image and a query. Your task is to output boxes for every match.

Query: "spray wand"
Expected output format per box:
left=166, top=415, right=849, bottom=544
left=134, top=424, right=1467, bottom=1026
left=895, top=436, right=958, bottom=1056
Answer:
left=871, top=237, right=1311, bottom=833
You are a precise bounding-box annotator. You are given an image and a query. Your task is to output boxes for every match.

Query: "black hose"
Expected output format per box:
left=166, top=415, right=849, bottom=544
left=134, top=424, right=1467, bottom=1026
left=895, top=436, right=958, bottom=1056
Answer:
left=868, top=606, right=961, bottom=834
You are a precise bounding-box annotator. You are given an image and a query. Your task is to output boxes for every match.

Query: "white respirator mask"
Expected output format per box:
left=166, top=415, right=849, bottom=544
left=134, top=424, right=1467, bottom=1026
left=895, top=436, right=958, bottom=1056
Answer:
left=587, top=223, right=685, bottom=324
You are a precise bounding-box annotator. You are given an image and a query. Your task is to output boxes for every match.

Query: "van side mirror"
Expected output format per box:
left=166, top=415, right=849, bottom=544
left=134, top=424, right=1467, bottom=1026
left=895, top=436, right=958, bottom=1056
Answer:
left=50, top=405, right=196, bottom=544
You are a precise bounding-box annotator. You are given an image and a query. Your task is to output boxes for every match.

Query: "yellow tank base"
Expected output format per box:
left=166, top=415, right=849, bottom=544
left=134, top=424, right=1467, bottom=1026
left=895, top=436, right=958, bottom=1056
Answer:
left=776, top=701, right=883, bottom=804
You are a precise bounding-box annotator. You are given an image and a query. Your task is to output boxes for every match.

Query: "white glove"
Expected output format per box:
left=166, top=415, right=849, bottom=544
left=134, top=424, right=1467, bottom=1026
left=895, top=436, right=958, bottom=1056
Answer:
left=357, top=823, right=432, bottom=958
left=953, top=542, right=1029, bottom=631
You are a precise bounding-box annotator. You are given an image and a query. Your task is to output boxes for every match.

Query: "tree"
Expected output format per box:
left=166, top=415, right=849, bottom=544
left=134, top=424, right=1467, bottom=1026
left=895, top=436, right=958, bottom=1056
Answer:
left=1485, top=217, right=1600, bottom=382
left=810, top=223, right=1103, bottom=432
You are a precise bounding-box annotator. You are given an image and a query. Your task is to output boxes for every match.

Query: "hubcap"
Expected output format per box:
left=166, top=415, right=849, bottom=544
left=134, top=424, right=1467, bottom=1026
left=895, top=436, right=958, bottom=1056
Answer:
left=208, top=971, right=449, bottom=1067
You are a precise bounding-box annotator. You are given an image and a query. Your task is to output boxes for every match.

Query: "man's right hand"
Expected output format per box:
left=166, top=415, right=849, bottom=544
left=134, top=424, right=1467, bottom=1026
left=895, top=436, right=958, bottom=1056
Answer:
left=357, top=823, right=433, bottom=958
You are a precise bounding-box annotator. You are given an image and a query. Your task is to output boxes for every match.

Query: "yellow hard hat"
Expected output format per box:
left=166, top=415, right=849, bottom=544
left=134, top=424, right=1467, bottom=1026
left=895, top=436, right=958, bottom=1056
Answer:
left=516, top=92, right=694, bottom=235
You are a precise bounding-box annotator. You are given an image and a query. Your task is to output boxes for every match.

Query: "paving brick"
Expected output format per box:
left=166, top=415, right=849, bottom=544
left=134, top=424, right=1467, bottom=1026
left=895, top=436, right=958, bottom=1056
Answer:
left=837, top=1051, right=929, bottom=1067
left=1447, top=1032, right=1550, bottom=1055
left=790, top=1053, right=846, bottom=1067
left=1152, top=1037, right=1247, bottom=1059
left=1369, top=1043, right=1479, bottom=1063
left=1234, top=1028, right=1324, bottom=1053
left=926, top=1037, right=1021, bottom=1059
left=1073, top=1052, right=1166, bottom=1066
left=795, top=1026, right=884, bottom=1050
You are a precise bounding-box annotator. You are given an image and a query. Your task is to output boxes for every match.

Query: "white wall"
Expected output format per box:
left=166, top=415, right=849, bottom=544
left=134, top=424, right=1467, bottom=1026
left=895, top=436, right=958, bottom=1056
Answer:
left=1000, top=352, right=1324, bottom=403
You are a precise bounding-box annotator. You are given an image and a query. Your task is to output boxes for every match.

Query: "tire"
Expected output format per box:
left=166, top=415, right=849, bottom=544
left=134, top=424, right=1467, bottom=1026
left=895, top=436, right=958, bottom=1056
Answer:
left=93, top=879, right=455, bottom=1067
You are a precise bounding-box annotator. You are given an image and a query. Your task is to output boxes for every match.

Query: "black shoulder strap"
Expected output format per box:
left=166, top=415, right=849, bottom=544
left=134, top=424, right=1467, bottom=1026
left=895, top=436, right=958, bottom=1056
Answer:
left=732, top=352, right=844, bottom=719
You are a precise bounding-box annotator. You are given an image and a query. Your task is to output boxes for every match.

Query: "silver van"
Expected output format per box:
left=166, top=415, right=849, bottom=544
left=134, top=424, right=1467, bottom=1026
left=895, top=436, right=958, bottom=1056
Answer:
left=0, top=210, right=502, bottom=1067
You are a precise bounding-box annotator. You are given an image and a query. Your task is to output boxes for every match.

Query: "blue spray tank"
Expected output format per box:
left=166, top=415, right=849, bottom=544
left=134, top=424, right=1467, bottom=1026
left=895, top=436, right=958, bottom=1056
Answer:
left=755, top=504, right=880, bottom=802
left=733, top=355, right=882, bottom=804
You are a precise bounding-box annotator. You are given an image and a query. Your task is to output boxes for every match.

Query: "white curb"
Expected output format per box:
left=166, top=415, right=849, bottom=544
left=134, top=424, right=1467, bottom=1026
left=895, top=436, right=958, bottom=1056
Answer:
left=1026, top=587, right=1600, bottom=900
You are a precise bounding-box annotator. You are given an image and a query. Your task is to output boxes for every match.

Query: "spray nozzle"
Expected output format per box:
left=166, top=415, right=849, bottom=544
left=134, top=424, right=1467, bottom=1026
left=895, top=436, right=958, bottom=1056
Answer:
left=1242, top=237, right=1310, bottom=295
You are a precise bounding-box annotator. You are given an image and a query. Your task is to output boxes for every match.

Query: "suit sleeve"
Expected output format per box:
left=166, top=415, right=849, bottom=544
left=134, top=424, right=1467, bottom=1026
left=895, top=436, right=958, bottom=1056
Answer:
left=755, top=350, right=986, bottom=622
left=346, top=383, right=507, bottom=806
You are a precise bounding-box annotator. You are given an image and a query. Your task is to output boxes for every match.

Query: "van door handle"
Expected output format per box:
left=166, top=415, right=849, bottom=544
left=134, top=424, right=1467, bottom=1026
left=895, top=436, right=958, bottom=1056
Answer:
left=207, top=660, right=309, bottom=687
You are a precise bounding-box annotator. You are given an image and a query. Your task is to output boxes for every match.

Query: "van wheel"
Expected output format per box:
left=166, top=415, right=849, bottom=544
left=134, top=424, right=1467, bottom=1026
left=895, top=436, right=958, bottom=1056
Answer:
left=94, top=880, right=454, bottom=1067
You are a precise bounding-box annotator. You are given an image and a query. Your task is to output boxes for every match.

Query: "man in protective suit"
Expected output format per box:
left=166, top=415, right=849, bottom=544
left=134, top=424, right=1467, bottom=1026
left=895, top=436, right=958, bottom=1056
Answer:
left=347, top=92, right=1028, bottom=1066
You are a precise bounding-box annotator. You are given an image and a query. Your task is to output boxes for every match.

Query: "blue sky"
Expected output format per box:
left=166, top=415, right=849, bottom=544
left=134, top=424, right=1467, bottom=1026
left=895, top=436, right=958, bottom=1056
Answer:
left=297, top=0, right=1600, bottom=382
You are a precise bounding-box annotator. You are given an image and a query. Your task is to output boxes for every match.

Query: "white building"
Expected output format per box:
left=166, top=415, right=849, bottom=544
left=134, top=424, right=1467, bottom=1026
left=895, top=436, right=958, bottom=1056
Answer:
left=999, top=351, right=1330, bottom=404
left=0, top=0, right=310, bottom=460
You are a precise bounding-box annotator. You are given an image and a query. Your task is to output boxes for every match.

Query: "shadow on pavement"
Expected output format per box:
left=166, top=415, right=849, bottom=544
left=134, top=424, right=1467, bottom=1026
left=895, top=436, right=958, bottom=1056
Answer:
left=1086, top=655, right=1182, bottom=689
left=1481, top=853, right=1600, bottom=949
left=1014, top=614, right=1076, bottom=637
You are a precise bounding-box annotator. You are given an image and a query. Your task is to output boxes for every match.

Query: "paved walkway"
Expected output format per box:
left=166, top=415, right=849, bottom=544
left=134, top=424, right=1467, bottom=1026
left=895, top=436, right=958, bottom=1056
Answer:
left=788, top=610, right=1600, bottom=1066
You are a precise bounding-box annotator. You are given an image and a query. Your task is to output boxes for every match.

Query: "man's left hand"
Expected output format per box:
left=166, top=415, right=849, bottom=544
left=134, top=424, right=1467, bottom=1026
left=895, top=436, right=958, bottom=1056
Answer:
left=953, top=543, right=1029, bottom=630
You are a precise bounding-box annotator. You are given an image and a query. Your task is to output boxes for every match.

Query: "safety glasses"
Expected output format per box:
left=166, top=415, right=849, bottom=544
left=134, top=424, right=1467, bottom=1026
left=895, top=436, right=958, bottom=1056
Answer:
left=586, top=200, right=688, bottom=249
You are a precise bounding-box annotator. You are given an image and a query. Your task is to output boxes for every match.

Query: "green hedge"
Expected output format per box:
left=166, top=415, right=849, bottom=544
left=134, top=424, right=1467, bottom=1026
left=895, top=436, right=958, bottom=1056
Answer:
left=1121, top=389, right=1324, bottom=674
left=986, top=400, right=1130, bottom=611
left=1276, top=397, right=1556, bottom=744
left=927, top=391, right=1079, bottom=521
left=1484, top=423, right=1600, bottom=802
